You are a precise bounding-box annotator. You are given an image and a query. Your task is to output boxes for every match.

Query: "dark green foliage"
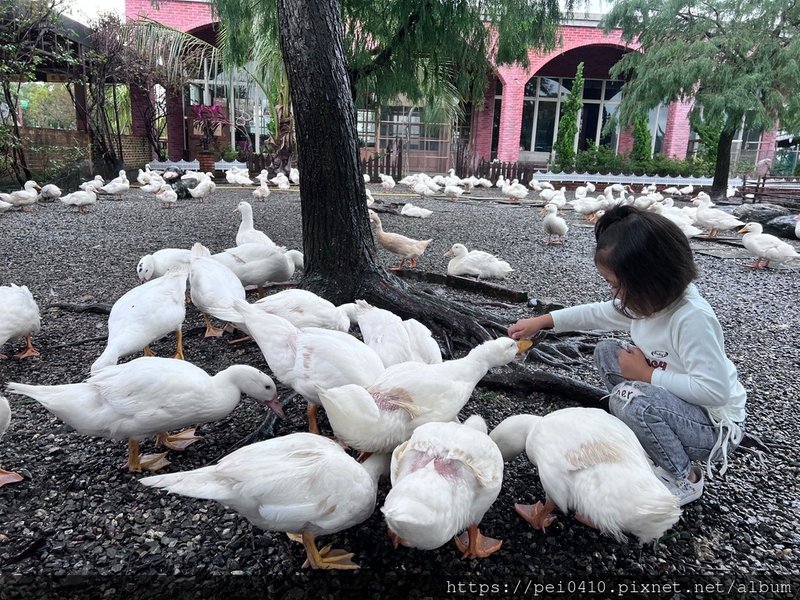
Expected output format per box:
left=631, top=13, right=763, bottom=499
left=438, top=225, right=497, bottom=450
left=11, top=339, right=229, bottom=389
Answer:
left=630, top=113, right=651, bottom=165
left=215, top=0, right=572, bottom=109
left=553, top=62, right=584, bottom=172
left=689, top=112, right=723, bottom=165
left=603, top=0, right=800, bottom=196
left=575, top=143, right=711, bottom=177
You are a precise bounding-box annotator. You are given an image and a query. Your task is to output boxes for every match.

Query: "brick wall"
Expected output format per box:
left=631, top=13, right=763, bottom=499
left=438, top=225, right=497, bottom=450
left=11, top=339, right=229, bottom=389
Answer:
left=126, top=0, right=214, bottom=32
left=20, top=128, right=90, bottom=176
left=121, top=135, right=152, bottom=168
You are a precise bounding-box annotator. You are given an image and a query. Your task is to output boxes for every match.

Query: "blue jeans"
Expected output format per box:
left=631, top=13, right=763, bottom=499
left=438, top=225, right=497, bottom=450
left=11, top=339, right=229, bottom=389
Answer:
left=594, top=339, right=740, bottom=480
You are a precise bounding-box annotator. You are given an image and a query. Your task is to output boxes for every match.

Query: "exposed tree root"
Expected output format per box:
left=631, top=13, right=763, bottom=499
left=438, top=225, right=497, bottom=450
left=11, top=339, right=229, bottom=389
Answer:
left=481, top=362, right=608, bottom=408
left=394, top=269, right=529, bottom=303
left=48, top=302, right=113, bottom=314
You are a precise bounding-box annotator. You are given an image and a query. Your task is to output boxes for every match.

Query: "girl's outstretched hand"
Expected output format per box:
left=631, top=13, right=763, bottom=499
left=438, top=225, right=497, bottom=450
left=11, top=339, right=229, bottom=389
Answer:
left=508, top=314, right=554, bottom=340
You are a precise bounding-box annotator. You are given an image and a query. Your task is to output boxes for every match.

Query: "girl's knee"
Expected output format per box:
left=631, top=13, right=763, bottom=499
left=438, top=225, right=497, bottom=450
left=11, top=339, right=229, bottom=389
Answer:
left=608, top=381, right=649, bottom=416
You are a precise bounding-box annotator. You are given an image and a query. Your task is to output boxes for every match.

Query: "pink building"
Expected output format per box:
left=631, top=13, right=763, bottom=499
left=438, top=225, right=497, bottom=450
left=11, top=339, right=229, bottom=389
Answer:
left=126, top=0, right=774, bottom=170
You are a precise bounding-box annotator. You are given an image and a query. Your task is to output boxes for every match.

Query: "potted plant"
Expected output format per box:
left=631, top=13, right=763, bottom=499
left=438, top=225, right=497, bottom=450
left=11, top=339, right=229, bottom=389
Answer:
left=222, top=146, right=240, bottom=162
left=190, top=104, right=229, bottom=154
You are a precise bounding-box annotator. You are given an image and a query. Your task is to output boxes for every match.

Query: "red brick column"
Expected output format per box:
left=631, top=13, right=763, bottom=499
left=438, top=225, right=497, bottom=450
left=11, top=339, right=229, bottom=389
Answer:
left=495, top=67, right=528, bottom=162
left=165, top=94, right=186, bottom=160
left=661, top=100, right=693, bottom=159
left=472, top=76, right=497, bottom=161
left=757, top=129, right=777, bottom=163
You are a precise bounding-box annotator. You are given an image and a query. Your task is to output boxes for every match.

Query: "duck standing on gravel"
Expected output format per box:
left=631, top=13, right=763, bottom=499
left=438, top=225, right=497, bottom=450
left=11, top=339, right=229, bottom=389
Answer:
left=738, top=222, right=800, bottom=269
left=6, top=358, right=283, bottom=472
left=383, top=416, right=504, bottom=559
left=368, top=210, right=433, bottom=270
left=490, top=409, right=681, bottom=543
left=141, top=434, right=389, bottom=570
left=0, top=394, right=23, bottom=487
left=0, top=283, right=41, bottom=359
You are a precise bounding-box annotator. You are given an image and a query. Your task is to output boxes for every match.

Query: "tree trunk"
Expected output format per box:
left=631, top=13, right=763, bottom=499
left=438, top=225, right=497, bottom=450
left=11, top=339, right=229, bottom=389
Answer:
left=275, top=0, right=507, bottom=349
left=273, top=0, right=601, bottom=403
left=711, top=119, right=736, bottom=201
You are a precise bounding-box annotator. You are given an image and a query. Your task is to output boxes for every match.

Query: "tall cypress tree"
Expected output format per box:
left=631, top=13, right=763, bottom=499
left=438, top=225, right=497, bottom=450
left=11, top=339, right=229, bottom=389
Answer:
left=553, top=62, right=584, bottom=172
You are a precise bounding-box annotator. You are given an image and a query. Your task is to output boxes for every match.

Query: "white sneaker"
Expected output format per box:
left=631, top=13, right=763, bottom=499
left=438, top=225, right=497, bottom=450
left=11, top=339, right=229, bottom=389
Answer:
left=654, top=465, right=704, bottom=506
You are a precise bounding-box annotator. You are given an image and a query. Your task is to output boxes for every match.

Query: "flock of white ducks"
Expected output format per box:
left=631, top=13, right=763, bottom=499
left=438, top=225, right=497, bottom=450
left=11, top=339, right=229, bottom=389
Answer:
left=1, top=165, right=799, bottom=571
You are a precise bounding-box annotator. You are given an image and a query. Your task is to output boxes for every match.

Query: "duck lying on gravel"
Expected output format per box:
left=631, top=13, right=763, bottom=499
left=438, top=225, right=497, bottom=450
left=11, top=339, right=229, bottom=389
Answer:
left=382, top=416, right=504, bottom=559
left=141, top=433, right=389, bottom=570
left=6, top=357, right=283, bottom=472
left=0, top=394, right=23, bottom=487
left=443, top=243, right=513, bottom=280
left=0, top=283, right=41, bottom=360
left=490, top=408, right=681, bottom=543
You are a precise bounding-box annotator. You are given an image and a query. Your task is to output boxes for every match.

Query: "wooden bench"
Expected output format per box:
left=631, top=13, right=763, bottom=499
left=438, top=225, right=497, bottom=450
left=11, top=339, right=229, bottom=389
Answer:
left=147, top=159, right=200, bottom=171
left=213, top=160, right=249, bottom=172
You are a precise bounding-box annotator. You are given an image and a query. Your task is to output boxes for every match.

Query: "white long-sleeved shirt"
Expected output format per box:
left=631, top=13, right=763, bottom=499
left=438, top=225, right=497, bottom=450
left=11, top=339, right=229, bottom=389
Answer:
left=550, top=284, right=746, bottom=423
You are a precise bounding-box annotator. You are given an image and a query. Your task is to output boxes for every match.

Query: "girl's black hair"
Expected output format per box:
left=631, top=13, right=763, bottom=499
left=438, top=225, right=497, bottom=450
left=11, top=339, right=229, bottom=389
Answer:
left=594, top=205, right=697, bottom=317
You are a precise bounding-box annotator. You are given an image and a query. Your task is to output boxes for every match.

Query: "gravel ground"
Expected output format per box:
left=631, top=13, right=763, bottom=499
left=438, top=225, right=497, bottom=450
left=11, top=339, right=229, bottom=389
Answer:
left=0, top=183, right=798, bottom=599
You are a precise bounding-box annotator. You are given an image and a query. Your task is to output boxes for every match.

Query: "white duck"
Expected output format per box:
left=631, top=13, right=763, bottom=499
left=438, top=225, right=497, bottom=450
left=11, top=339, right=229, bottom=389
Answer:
left=99, top=170, right=130, bottom=195
left=369, top=210, right=433, bottom=270
left=91, top=266, right=188, bottom=373
left=7, top=358, right=282, bottom=472
left=490, top=408, right=681, bottom=543
left=738, top=222, right=800, bottom=269
left=352, top=300, right=441, bottom=367
left=382, top=416, right=503, bottom=558
left=542, top=203, right=568, bottom=245
left=400, top=202, right=433, bottom=218
left=227, top=299, right=385, bottom=434
left=501, top=178, right=528, bottom=202
left=317, top=337, right=529, bottom=456
left=0, top=198, right=12, bottom=212
left=189, top=243, right=247, bottom=337
left=0, top=284, right=40, bottom=359
left=443, top=185, right=464, bottom=200
left=141, top=434, right=389, bottom=570
left=38, top=183, right=62, bottom=202
left=60, top=190, right=97, bottom=213
left=289, top=167, right=300, bottom=185
left=136, top=248, right=192, bottom=283
left=226, top=167, right=254, bottom=186
left=211, top=289, right=354, bottom=335
left=693, top=198, right=744, bottom=237
left=379, top=173, right=395, bottom=190
left=80, top=175, right=105, bottom=192
left=211, top=243, right=302, bottom=295
left=0, top=394, right=23, bottom=487
left=0, top=180, right=40, bottom=211
left=443, top=243, right=513, bottom=280
left=187, top=173, right=216, bottom=203
left=236, top=201, right=276, bottom=247
left=252, top=179, right=271, bottom=201
left=156, top=184, right=178, bottom=208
